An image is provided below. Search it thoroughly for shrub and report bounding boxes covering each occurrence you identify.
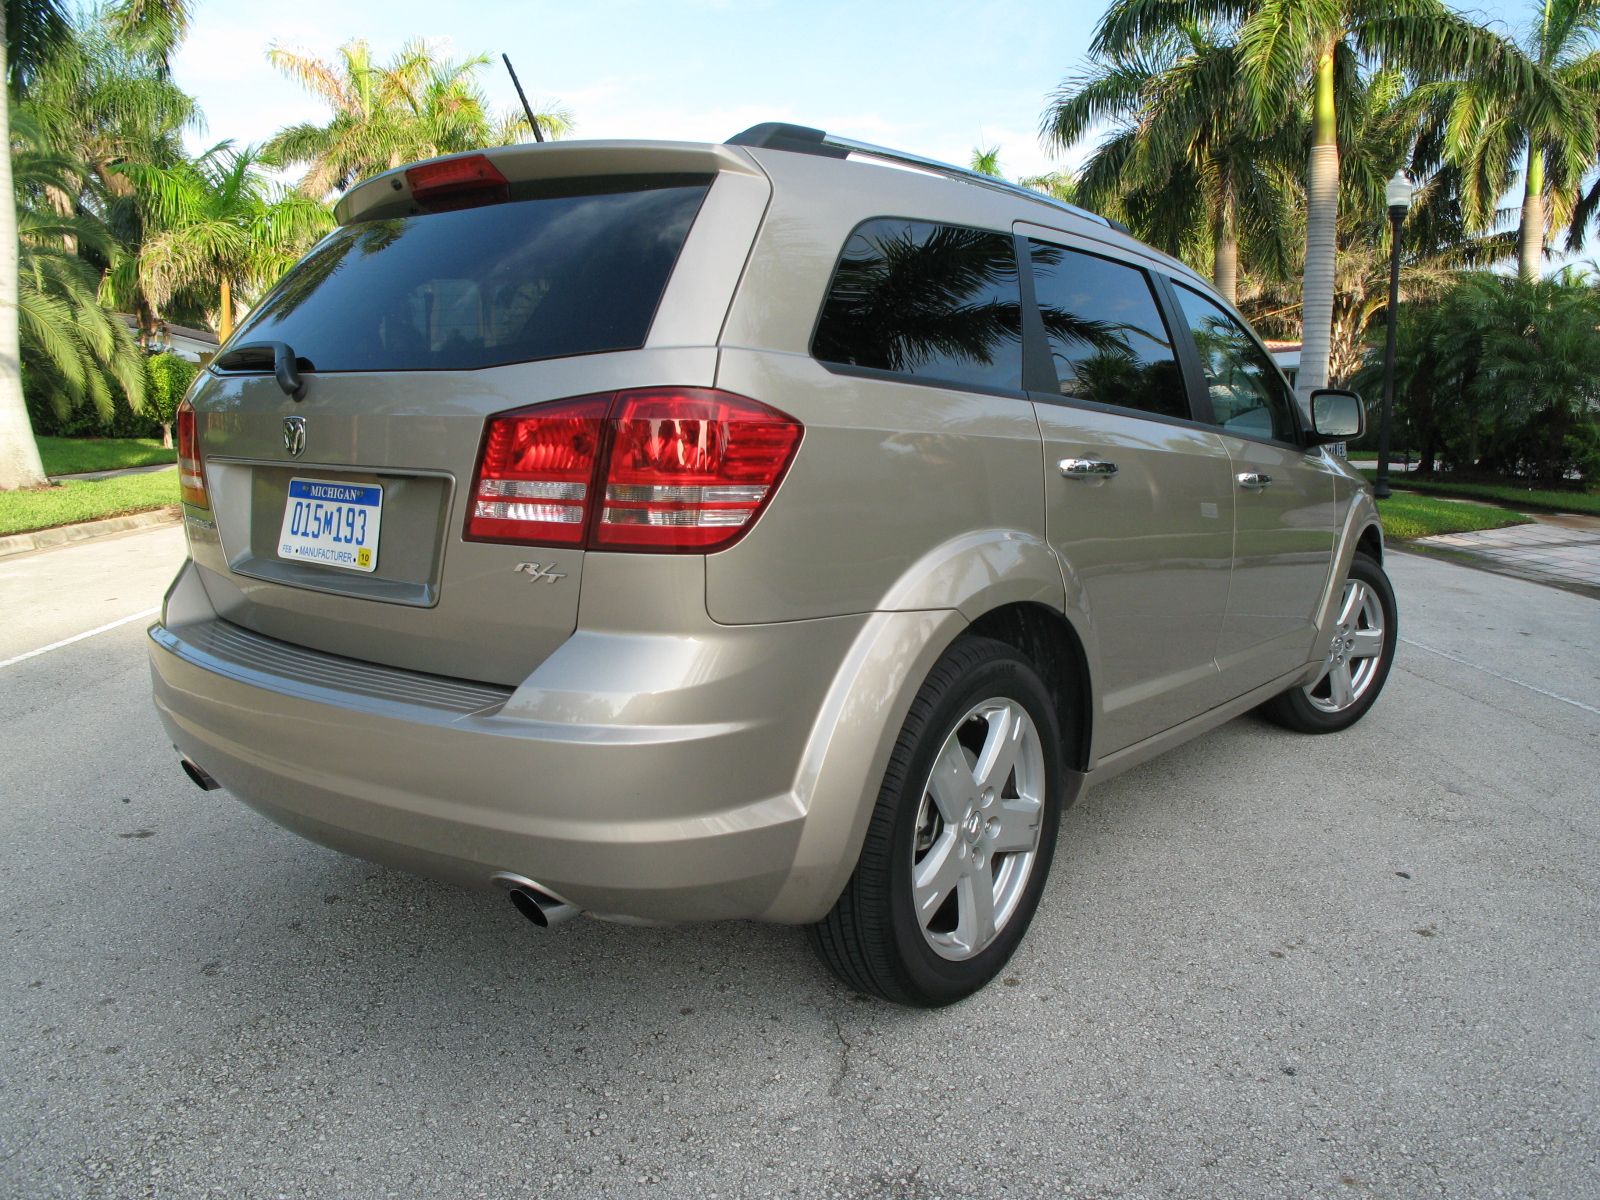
[1354,273,1600,485]
[145,353,199,449]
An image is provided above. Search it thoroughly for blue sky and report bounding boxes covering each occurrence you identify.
[171,0,1537,186]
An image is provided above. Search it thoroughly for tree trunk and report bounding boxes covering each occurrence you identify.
[1213,177,1238,306]
[137,297,157,350]
[218,275,234,342]
[1518,146,1545,281]
[1297,50,1339,399]
[0,12,50,491]
[161,422,173,449]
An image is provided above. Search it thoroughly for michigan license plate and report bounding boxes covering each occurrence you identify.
[278,478,382,573]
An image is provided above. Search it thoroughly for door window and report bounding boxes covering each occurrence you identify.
[1173,284,1299,442]
[1027,241,1188,419]
[813,218,1023,392]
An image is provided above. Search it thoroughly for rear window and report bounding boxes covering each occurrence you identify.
[812,218,1023,393]
[228,175,711,373]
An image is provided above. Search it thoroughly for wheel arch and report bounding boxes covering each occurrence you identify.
[1357,522,1384,563]
[963,601,1093,777]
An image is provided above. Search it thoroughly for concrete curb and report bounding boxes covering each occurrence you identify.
[0,507,181,559]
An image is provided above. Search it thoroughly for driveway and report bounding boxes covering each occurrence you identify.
[2,529,1596,1198]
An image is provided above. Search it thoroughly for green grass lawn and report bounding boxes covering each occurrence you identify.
[1358,469,1600,517]
[36,435,176,476]
[1376,491,1531,540]
[0,468,180,536]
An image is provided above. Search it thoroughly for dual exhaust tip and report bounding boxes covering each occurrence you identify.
[490,871,579,928]
[178,758,578,930]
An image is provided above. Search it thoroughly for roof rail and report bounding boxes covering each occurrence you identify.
[726,122,1121,232]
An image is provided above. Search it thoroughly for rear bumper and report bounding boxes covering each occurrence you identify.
[148,559,946,924]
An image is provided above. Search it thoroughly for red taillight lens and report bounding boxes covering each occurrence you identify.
[462,389,802,553]
[405,154,510,212]
[464,395,609,545]
[176,398,208,508]
[595,389,803,551]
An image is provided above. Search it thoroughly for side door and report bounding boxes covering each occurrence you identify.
[1022,234,1237,755]
[1166,282,1341,693]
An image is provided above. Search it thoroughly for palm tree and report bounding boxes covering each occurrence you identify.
[970,145,1003,177]
[3,0,193,489]
[10,111,146,419]
[20,14,199,344]
[118,143,334,341]
[103,0,192,68]
[3,0,72,489]
[1435,0,1600,278]
[1043,22,1300,305]
[264,38,574,198]
[16,207,147,422]
[1093,0,1531,395]
[1242,68,1514,385]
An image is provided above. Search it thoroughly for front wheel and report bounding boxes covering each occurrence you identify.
[1261,553,1397,734]
[808,637,1067,1006]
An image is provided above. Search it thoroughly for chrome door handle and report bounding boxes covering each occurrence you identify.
[1237,472,1273,490]
[1059,458,1118,479]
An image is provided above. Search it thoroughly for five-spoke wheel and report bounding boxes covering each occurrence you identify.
[1305,576,1387,714]
[809,637,1067,1006]
[911,699,1045,960]
[1262,552,1397,734]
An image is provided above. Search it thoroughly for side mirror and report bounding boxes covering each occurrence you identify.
[1307,388,1364,443]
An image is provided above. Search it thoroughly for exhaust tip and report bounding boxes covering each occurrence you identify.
[179,758,220,791]
[507,887,554,927]
[490,871,579,929]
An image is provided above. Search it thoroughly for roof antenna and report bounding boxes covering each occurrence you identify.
[501,53,544,143]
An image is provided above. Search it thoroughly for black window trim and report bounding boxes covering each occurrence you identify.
[814,359,1031,402]
[808,214,1030,400]
[1160,275,1310,452]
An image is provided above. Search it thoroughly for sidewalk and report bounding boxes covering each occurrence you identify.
[48,462,175,482]
[1411,512,1600,596]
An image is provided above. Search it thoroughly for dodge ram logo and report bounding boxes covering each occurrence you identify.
[283,415,306,458]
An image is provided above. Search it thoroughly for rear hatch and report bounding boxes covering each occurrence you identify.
[181,143,768,686]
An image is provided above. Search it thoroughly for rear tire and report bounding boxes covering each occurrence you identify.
[1260,553,1397,734]
[808,636,1067,1006]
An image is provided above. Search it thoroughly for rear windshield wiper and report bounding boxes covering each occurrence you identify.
[214,340,311,401]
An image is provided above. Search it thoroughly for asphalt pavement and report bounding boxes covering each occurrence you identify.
[2,527,1597,1199]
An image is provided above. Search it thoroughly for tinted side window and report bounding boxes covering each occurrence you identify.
[229,176,710,373]
[1173,284,1299,442]
[813,219,1022,393]
[1028,241,1188,420]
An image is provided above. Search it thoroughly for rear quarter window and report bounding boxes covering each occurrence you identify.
[227,175,712,373]
[812,218,1023,393]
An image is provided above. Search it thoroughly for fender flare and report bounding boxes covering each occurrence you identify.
[759,529,1102,923]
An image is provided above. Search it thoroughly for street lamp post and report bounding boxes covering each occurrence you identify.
[1374,170,1414,500]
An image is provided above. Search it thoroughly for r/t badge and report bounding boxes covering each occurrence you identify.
[513,562,567,584]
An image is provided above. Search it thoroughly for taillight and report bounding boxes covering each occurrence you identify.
[595,390,802,550]
[176,398,208,508]
[463,389,802,554]
[464,395,608,545]
[405,154,510,212]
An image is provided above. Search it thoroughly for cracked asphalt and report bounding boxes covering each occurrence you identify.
[2,528,1597,1198]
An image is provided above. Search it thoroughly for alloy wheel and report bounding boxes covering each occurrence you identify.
[1305,577,1386,714]
[909,698,1045,961]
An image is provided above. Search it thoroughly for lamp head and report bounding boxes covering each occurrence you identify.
[1385,170,1415,214]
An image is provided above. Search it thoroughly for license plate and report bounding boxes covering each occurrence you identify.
[278,478,382,573]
